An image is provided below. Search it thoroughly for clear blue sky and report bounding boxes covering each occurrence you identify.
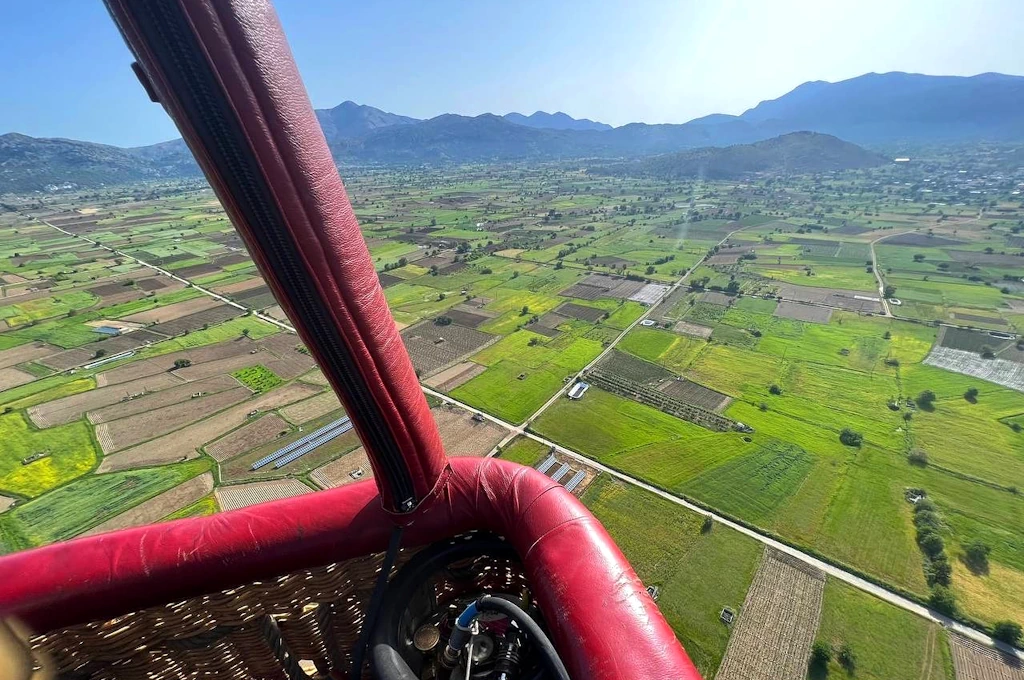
[3,0,1023,147]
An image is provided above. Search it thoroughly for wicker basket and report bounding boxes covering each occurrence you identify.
[30,547,528,680]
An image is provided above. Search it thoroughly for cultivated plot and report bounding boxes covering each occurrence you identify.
[715,548,825,680]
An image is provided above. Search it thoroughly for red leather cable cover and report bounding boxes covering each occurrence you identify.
[106,0,447,509]
[0,458,700,679]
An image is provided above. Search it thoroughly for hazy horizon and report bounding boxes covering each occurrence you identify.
[3,0,1023,147]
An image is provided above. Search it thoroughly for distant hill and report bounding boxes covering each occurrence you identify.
[601,132,888,179]
[314,101,419,142]
[337,113,591,163]
[503,111,611,131]
[0,133,200,193]
[4,72,1024,191]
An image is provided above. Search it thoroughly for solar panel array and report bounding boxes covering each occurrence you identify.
[537,455,557,474]
[273,419,353,469]
[251,416,352,470]
[551,463,571,483]
[564,470,587,492]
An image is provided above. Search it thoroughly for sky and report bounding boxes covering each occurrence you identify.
[2,0,1023,147]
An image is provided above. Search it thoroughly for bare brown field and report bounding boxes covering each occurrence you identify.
[777,284,882,313]
[423,361,487,392]
[279,391,342,424]
[402,321,498,377]
[171,353,268,381]
[212,277,266,294]
[0,367,36,391]
[715,549,825,680]
[702,291,735,306]
[41,330,166,371]
[299,368,330,386]
[264,304,289,321]
[173,263,221,279]
[148,304,242,336]
[136,276,170,291]
[98,383,320,471]
[29,373,182,428]
[205,414,290,462]
[434,406,508,457]
[96,358,177,387]
[309,447,371,489]
[659,379,731,412]
[87,375,239,425]
[263,355,316,380]
[121,296,222,324]
[774,300,833,324]
[558,302,607,323]
[38,348,94,371]
[215,479,312,511]
[1,274,28,285]
[673,320,714,339]
[82,473,214,537]
[950,634,1024,680]
[97,386,252,453]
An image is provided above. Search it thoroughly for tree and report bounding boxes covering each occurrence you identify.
[926,555,952,586]
[173,359,192,369]
[810,640,832,668]
[839,428,863,447]
[725,280,740,293]
[913,253,926,262]
[701,515,713,534]
[241,328,250,338]
[434,316,452,326]
[437,293,446,301]
[964,387,979,403]
[883,330,892,339]
[908,449,929,467]
[883,284,897,299]
[964,541,991,572]
[93,349,107,359]
[520,305,530,316]
[979,344,995,359]
[768,384,782,395]
[918,530,945,559]
[992,621,1022,646]
[929,585,957,616]
[916,390,936,410]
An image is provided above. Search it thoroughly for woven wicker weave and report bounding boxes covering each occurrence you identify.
[31,546,529,680]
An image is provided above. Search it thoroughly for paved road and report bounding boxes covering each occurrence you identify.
[869,230,916,317]
[37,215,1021,658]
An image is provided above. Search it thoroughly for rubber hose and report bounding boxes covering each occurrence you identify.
[475,596,570,680]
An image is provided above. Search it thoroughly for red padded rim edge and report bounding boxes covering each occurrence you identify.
[0,458,701,679]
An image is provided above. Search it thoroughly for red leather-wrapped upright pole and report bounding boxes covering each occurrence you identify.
[106,0,446,513]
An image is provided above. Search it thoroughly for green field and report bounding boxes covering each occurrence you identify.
[0,412,98,498]
[231,365,283,393]
[815,580,952,680]
[498,436,548,466]
[0,458,211,552]
[583,477,763,677]
[452,328,602,423]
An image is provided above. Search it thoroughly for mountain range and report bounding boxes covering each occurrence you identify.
[2,72,1023,192]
